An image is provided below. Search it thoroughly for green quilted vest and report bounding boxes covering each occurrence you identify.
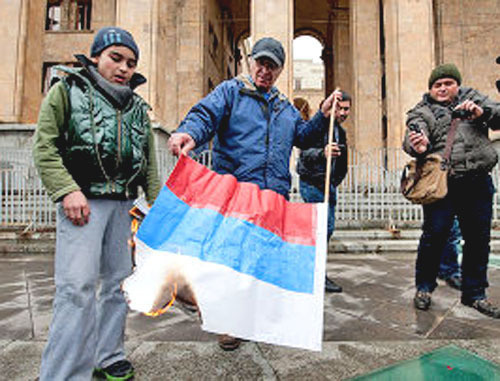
[58,67,151,199]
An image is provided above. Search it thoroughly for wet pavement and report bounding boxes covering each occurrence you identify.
[1,253,500,380]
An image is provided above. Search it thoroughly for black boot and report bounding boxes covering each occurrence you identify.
[325,275,342,293]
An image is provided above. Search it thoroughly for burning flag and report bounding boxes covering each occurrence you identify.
[122,155,328,351]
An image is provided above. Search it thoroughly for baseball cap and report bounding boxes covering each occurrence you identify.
[251,37,285,67]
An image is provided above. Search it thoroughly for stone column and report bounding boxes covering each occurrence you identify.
[322,9,334,96]
[332,7,353,142]
[21,0,45,123]
[173,0,205,127]
[383,0,434,151]
[350,0,383,153]
[250,0,293,97]
[115,0,157,105]
[0,0,28,122]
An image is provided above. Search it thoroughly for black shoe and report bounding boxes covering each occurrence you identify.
[444,275,462,290]
[413,291,431,310]
[325,276,342,293]
[218,334,242,351]
[462,298,500,318]
[94,360,134,380]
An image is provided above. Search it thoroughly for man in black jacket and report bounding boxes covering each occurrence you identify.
[404,63,500,318]
[297,91,350,293]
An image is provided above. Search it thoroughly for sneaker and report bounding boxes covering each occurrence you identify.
[94,360,134,380]
[413,291,432,310]
[325,276,343,293]
[218,334,241,351]
[462,298,500,318]
[444,275,462,290]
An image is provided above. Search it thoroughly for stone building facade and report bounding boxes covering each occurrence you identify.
[1,0,499,153]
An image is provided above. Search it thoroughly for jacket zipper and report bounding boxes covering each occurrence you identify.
[263,102,270,189]
[117,110,122,166]
[113,110,122,193]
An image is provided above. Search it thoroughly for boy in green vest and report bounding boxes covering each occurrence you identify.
[33,27,160,380]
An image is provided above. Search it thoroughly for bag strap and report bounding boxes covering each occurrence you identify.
[443,118,459,162]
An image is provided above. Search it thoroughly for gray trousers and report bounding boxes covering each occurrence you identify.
[40,199,134,381]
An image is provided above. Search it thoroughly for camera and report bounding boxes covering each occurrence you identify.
[451,108,473,119]
[408,123,422,133]
[496,55,500,93]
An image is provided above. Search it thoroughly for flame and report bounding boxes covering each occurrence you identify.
[128,219,139,248]
[131,218,139,233]
[129,218,140,267]
[144,282,178,317]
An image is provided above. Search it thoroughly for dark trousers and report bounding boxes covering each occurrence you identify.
[438,217,462,279]
[299,179,336,240]
[416,174,494,302]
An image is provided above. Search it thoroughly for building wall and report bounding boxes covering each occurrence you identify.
[1,0,499,154]
[436,0,499,100]
[293,59,324,115]
[0,1,27,123]
[204,0,237,92]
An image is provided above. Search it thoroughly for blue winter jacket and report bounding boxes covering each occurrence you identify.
[177,74,329,198]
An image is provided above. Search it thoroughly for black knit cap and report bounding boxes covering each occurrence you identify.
[251,37,285,67]
[428,63,462,89]
[90,27,139,60]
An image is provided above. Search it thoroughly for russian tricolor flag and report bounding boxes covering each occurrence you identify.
[123,155,328,351]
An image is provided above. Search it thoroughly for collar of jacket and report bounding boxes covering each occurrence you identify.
[75,54,147,90]
[236,74,288,103]
[72,54,147,109]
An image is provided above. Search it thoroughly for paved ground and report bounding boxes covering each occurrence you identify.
[1,253,500,380]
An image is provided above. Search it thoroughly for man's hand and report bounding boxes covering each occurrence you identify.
[168,133,196,156]
[408,130,429,154]
[62,191,90,226]
[321,89,343,118]
[324,142,342,158]
[454,100,483,120]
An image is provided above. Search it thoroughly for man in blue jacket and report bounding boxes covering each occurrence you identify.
[168,37,341,350]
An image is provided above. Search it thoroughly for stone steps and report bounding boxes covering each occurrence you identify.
[329,228,500,254]
[2,227,500,255]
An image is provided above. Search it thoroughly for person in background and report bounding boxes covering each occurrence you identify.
[296,91,351,293]
[33,27,160,380]
[168,37,341,350]
[403,63,500,318]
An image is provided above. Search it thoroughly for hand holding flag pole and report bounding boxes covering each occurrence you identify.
[324,88,341,203]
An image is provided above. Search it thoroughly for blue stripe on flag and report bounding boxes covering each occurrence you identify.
[137,186,316,294]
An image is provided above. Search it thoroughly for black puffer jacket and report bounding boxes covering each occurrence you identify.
[296,122,348,190]
[403,87,500,177]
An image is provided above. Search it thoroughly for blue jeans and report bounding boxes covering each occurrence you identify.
[416,174,494,303]
[299,180,337,241]
[40,199,134,381]
[438,217,462,279]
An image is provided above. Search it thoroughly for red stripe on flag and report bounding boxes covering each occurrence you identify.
[165,155,318,246]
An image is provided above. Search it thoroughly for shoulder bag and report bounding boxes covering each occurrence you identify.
[400,118,459,205]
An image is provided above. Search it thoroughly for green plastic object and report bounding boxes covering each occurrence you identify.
[350,345,500,381]
[489,255,500,269]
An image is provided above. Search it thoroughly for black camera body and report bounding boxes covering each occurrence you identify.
[496,55,499,93]
[408,123,422,133]
[451,109,473,119]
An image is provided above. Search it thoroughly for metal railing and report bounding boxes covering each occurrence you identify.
[2,147,500,229]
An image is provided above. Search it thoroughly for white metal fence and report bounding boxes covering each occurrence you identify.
[2,147,500,229]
